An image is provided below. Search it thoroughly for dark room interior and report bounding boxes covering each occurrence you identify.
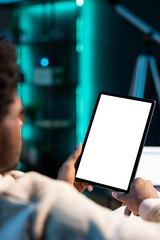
[0,0,160,211]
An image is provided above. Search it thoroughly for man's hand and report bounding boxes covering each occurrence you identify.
[112,177,159,216]
[57,143,93,192]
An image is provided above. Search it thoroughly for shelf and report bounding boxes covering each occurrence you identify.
[25,119,75,129]
[1,0,78,178]
[0,0,75,7]
[21,82,76,88]
[16,39,76,46]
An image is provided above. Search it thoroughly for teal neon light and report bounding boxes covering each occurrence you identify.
[16,45,21,65]
[77,1,95,142]
[76,86,83,143]
[76,18,84,53]
[22,124,41,141]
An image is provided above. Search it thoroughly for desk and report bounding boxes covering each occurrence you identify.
[136,146,160,186]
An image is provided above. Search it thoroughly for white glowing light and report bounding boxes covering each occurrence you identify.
[76,0,84,6]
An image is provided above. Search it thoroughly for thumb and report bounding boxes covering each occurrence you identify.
[112,192,126,202]
[68,143,82,164]
[124,206,132,216]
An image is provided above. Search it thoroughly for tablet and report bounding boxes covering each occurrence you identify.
[75,92,156,193]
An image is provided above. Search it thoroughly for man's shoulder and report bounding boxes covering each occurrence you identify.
[0,170,24,192]
[5,170,25,178]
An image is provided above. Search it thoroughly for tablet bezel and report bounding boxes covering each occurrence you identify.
[75,92,156,193]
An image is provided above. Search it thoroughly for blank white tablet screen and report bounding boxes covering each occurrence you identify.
[76,95,152,191]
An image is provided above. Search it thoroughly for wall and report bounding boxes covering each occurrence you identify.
[79,0,160,145]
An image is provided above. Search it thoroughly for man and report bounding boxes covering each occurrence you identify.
[0,39,160,240]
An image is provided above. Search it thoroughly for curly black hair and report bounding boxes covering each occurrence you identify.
[0,39,19,122]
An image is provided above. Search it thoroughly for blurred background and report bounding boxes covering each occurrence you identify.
[0,0,160,210]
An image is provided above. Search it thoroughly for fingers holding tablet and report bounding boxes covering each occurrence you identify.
[87,185,94,192]
[112,177,159,215]
[58,142,93,193]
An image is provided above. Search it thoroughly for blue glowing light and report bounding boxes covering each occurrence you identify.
[40,58,49,67]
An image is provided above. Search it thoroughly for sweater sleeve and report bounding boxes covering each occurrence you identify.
[2,172,160,240]
[139,198,160,222]
[45,186,160,240]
